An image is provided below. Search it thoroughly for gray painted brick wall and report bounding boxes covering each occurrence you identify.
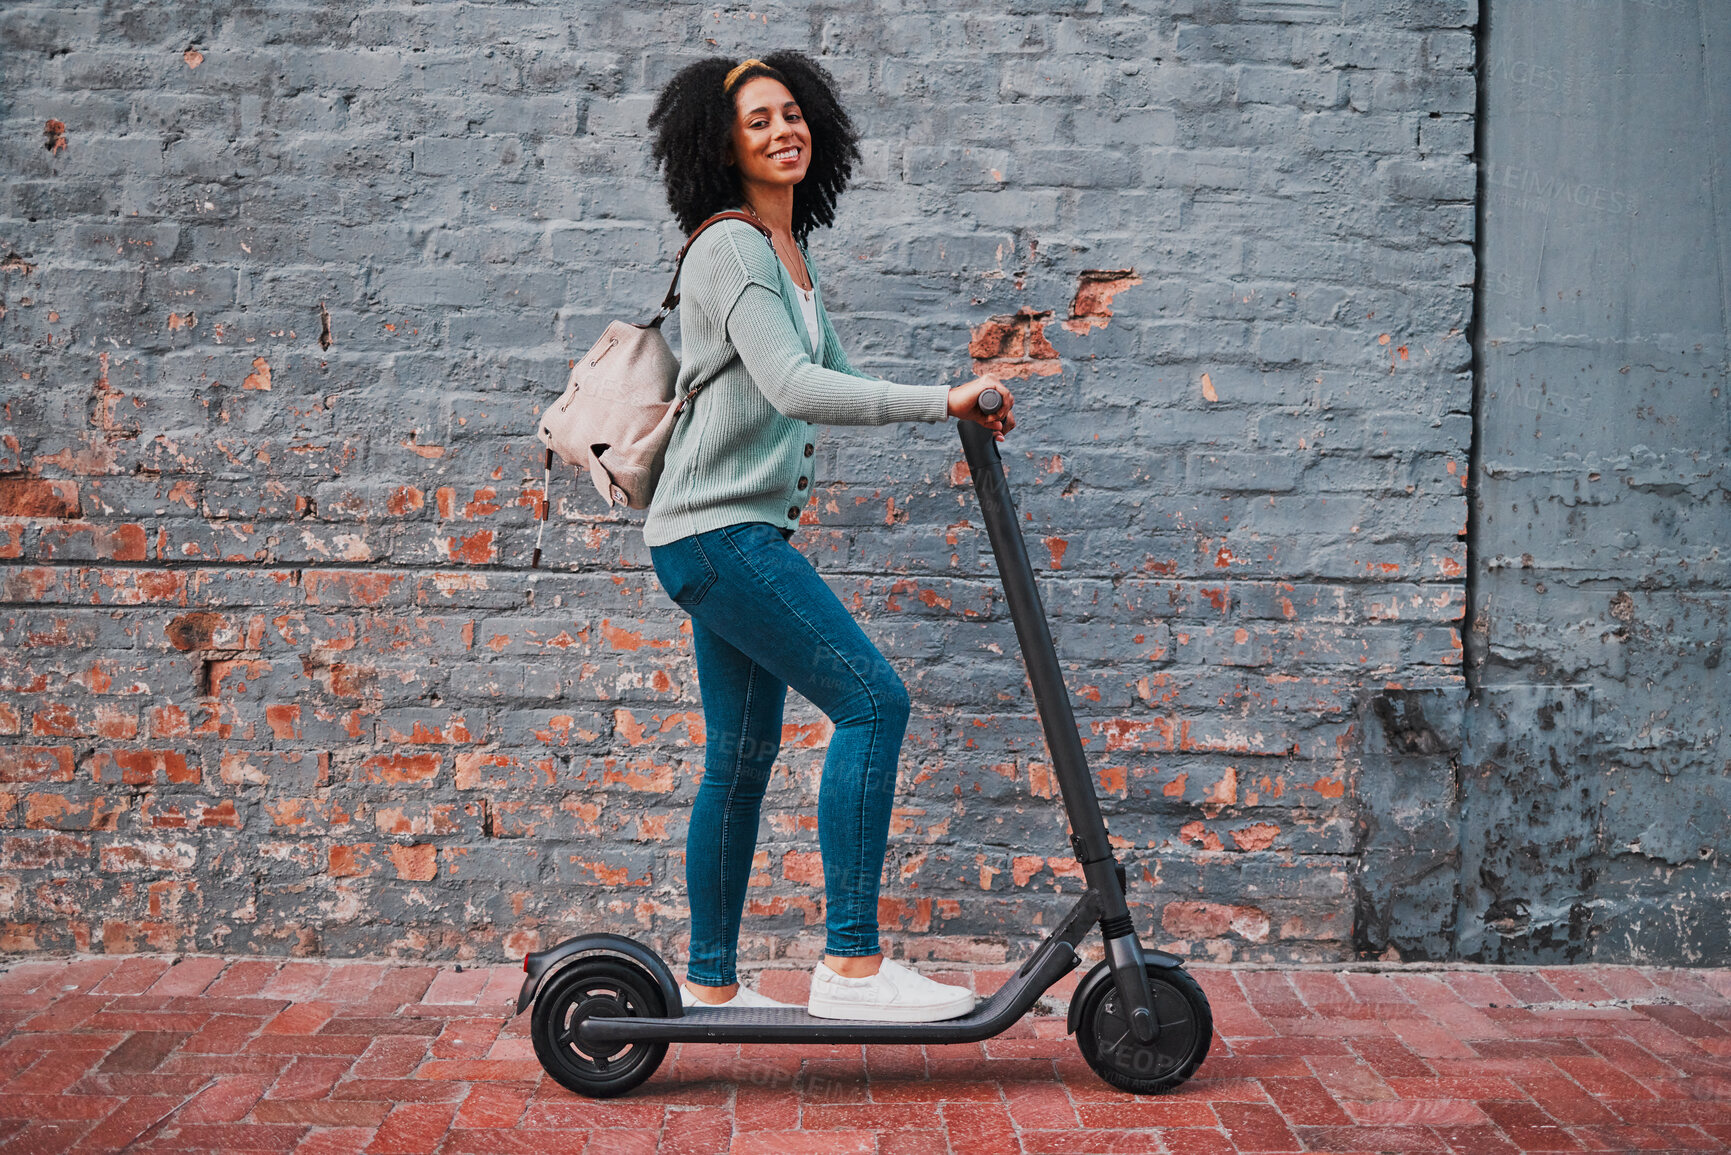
[0,1,1478,965]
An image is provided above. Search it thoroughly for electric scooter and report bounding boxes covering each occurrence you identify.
[515,390,1213,1098]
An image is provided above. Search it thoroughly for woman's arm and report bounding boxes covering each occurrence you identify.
[689,220,948,427]
[725,280,949,427]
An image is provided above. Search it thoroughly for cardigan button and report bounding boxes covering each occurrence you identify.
[803,443,813,457]
[797,477,808,490]
[787,506,800,520]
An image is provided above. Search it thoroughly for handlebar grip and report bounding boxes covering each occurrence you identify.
[978,387,1002,414]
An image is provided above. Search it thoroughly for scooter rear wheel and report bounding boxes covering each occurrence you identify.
[1075,963,1212,1094]
[530,955,669,1098]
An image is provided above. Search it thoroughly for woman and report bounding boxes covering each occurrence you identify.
[641,51,1015,1022]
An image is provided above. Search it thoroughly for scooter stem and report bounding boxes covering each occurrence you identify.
[958,415,1161,1044]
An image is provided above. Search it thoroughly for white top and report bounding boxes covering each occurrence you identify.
[795,283,823,361]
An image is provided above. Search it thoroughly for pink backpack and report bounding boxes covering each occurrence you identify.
[532,210,772,566]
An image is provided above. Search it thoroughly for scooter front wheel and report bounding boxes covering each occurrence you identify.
[1075,962,1212,1094]
[530,955,669,1098]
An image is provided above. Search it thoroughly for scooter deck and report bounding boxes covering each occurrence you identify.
[578,940,1079,1047]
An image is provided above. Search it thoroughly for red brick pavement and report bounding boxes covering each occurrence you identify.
[1,955,1727,1153]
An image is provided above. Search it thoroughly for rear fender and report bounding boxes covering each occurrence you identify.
[514,933,681,1018]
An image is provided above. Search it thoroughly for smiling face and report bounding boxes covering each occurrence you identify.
[726,75,812,191]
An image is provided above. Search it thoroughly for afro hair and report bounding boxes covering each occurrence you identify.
[648,50,862,244]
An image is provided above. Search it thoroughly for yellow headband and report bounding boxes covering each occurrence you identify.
[724,58,767,92]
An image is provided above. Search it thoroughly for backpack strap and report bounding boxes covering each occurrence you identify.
[651,209,774,324]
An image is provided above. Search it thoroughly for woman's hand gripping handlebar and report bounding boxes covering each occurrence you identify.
[948,376,1015,442]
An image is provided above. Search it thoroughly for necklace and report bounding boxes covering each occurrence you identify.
[741,200,812,291]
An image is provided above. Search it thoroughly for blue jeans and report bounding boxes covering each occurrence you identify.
[648,521,910,986]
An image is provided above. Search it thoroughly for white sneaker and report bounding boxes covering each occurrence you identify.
[807,958,977,1023]
[681,981,790,1010]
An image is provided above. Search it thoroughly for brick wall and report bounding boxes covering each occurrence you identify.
[0,1,1477,963]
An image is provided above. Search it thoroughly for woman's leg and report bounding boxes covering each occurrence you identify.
[673,522,911,964]
[651,534,788,992]
[684,614,787,989]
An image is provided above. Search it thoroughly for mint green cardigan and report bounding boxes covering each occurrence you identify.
[640,215,952,548]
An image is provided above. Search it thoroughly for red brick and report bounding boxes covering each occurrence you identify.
[1349,1037,1437,1077]
[799,1104,934,1131]
[413,1058,542,1081]
[1605,1098,1731,1125]
[68,1094,179,1152]
[204,959,282,998]
[1019,1129,1166,1153]
[429,1017,500,1059]
[1535,967,1613,1003]
[1214,1102,1301,1152]
[1003,1081,1079,1129]
[450,1130,615,1155]
[252,1100,394,1126]
[878,1131,949,1155]
[1476,1100,1586,1149]
[451,1081,532,1129]
[1237,971,1306,1018]
[1634,1003,1726,1038]
[1336,971,1404,1005]
[289,1127,384,1155]
[178,1013,267,1054]
[1428,1124,1522,1155]
[97,1030,186,1073]
[1511,1072,1621,1124]
[331,1079,465,1104]
[518,1099,662,1130]
[318,961,389,1004]
[138,1122,308,1151]
[1304,1056,1397,1103]
[67,1071,208,1098]
[1076,1101,1218,1128]
[262,1000,335,1036]
[91,957,173,996]
[319,1016,441,1038]
[1383,1076,1523,1100]
[1646,968,1728,1004]
[156,1054,289,1078]
[940,1102,1020,1155]
[1587,966,1663,1000]
[0,746,74,783]
[359,752,443,786]
[733,1079,801,1131]
[731,1133,876,1155]
[89,748,199,786]
[1295,1123,1450,1151]
[1385,1017,1476,1060]
[0,478,80,518]
[174,1074,271,1123]
[1155,1130,1237,1155]
[266,1055,355,1101]
[1260,1075,1352,1125]
[3,1050,99,1096]
[364,1101,458,1154]
[0,1093,121,1121]
[245,1034,373,1057]
[1496,971,1562,1005]
[350,1035,433,1079]
[420,967,490,1006]
[1,1121,97,1154]
[1342,1098,1489,1126]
